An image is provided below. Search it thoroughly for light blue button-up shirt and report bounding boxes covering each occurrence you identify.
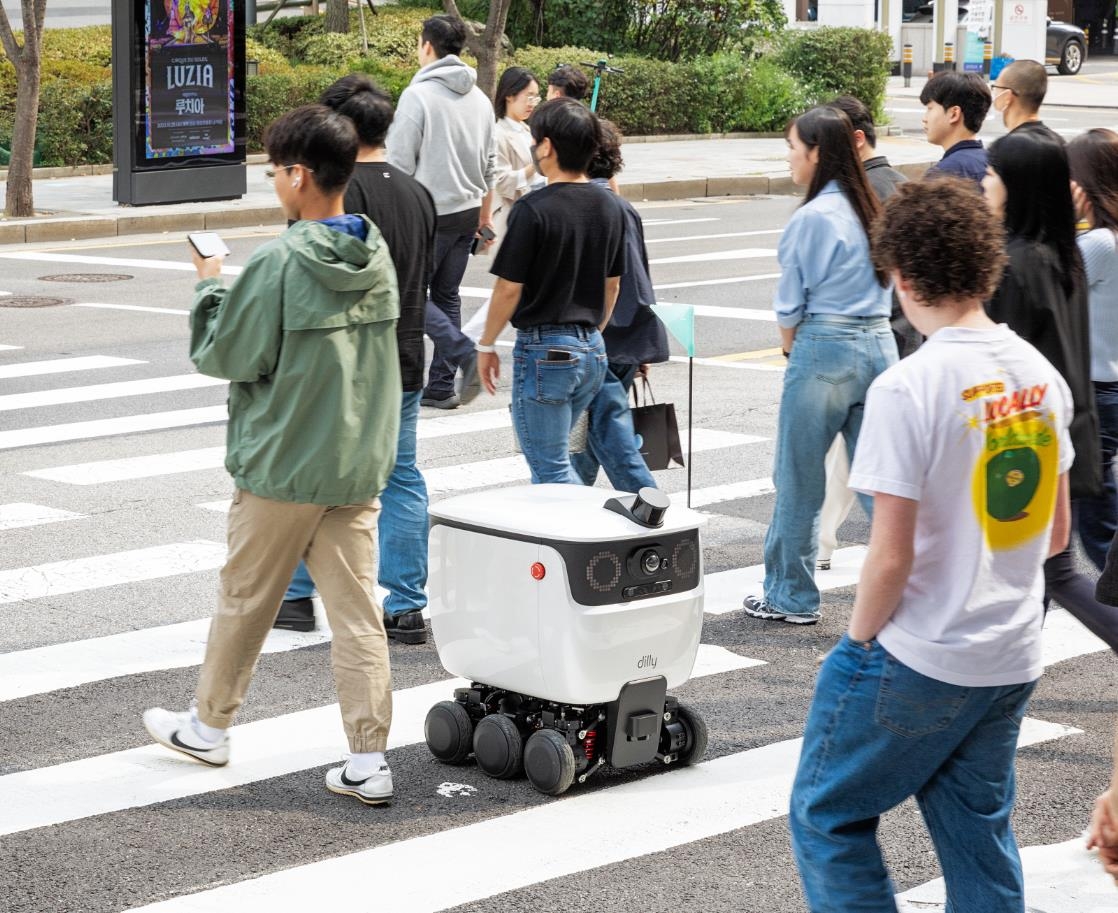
[773,181,892,329]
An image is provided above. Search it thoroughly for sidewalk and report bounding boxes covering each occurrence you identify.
[1,70,1114,245]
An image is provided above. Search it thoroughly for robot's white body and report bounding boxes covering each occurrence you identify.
[424,484,708,796]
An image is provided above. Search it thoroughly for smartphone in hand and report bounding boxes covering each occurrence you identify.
[470,226,496,255]
[187,232,231,260]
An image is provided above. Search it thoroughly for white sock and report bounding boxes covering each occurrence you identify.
[347,751,386,779]
[189,708,226,745]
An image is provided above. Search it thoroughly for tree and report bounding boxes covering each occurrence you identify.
[442,0,514,101]
[0,0,47,218]
[325,0,349,34]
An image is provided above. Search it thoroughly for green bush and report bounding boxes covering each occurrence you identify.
[347,58,417,102]
[41,25,113,66]
[739,57,813,132]
[297,31,365,65]
[246,67,342,150]
[775,26,894,120]
[250,5,428,65]
[245,37,293,75]
[35,78,113,166]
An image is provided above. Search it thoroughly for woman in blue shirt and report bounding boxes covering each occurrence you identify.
[745,105,897,624]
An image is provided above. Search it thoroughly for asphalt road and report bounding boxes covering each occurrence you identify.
[0,197,1115,913]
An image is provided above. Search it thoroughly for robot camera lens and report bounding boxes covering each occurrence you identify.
[641,550,662,575]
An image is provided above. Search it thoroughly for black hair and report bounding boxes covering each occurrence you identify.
[529,97,601,174]
[421,14,467,58]
[494,66,538,120]
[919,71,992,134]
[588,118,624,180]
[264,104,357,195]
[792,105,885,285]
[988,129,1085,296]
[827,95,876,147]
[320,74,394,149]
[548,64,589,101]
[1067,128,1118,235]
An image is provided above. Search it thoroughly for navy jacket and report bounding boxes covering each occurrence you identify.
[928,139,987,187]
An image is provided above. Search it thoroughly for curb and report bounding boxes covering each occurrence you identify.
[0,162,940,245]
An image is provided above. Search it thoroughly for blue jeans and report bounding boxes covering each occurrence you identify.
[571,362,656,492]
[763,315,897,615]
[512,325,608,484]
[1076,380,1118,571]
[790,635,1036,913]
[284,391,428,616]
[424,208,478,400]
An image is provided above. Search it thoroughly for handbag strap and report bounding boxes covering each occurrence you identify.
[630,374,656,407]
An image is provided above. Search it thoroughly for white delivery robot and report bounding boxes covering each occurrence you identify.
[423,484,708,796]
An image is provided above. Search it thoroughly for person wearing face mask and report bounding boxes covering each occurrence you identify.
[990,59,1061,142]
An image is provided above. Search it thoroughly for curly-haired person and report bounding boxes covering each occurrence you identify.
[789,177,1073,913]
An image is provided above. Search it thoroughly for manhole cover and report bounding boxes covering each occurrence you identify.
[0,296,71,308]
[39,273,134,283]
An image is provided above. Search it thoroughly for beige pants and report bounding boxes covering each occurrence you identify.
[195,489,392,752]
[818,435,856,563]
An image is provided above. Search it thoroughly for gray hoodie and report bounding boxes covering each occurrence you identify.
[387,56,498,217]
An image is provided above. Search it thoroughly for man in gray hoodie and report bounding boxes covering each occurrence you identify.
[387,14,498,410]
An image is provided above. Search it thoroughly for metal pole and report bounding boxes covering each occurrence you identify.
[687,356,693,509]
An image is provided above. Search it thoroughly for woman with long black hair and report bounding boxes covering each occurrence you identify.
[745,105,897,625]
[984,128,1118,650]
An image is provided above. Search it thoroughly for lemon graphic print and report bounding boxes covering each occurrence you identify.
[972,411,1059,550]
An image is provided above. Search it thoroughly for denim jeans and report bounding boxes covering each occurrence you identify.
[571,362,656,492]
[790,635,1036,913]
[284,392,428,617]
[763,315,897,615]
[1076,380,1118,570]
[424,208,479,400]
[512,325,608,484]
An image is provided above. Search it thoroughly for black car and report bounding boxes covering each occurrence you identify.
[904,2,1088,74]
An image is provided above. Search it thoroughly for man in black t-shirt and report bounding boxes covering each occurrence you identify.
[274,75,438,646]
[477,98,625,483]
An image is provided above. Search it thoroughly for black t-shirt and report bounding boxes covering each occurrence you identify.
[345,162,437,393]
[490,182,627,329]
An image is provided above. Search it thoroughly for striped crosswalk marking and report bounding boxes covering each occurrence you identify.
[0,502,85,532]
[0,354,144,380]
[0,405,227,450]
[0,373,226,412]
[120,717,1079,913]
[0,343,22,350]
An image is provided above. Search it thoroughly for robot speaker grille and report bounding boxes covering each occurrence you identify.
[586,550,623,592]
[671,539,698,577]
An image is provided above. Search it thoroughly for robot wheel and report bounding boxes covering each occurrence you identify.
[424,700,474,765]
[473,714,524,779]
[658,699,708,766]
[524,728,577,796]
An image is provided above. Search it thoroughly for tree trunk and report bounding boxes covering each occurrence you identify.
[474,36,502,100]
[5,55,40,217]
[325,0,349,33]
[442,0,513,103]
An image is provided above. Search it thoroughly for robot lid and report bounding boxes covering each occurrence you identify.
[428,484,706,543]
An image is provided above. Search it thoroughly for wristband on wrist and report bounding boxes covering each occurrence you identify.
[475,342,497,353]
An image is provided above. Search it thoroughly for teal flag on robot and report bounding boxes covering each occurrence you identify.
[650,302,696,357]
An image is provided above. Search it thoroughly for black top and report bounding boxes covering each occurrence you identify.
[986,237,1102,499]
[345,162,437,392]
[491,182,627,329]
[1010,120,1065,145]
[588,180,669,365]
[864,155,907,202]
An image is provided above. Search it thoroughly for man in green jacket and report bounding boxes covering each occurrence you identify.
[143,105,402,806]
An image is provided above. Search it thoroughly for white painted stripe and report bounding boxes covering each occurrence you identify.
[691,303,777,322]
[0,540,226,604]
[0,291,12,297]
[0,503,85,532]
[0,405,227,450]
[640,217,719,226]
[122,717,1076,913]
[70,302,191,316]
[704,546,867,615]
[0,250,243,276]
[0,343,22,350]
[26,446,227,485]
[414,407,511,439]
[680,477,775,509]
[0,373,225,412]
[898,838,1115,912]
[668,354,784,373]
[654,273,781,290]
[650,247,777,266]
[645,229,782,244]
[0,641,764,831]
[1039,607,1109,667]
[0,355,144,380]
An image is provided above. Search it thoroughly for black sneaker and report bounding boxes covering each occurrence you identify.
[274,597,315,632]
[384,608,427,644]
[456,350,481,406]
[420,393,460,410]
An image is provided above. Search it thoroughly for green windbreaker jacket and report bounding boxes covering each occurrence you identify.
[189,218,401,505]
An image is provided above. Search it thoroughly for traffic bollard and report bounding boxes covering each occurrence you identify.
[903,43,913,87]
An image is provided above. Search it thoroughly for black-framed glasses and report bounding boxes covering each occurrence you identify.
[991,84,1017,94]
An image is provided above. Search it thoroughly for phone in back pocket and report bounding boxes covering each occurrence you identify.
[545,348,575,362]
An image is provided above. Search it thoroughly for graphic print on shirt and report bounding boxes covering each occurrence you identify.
[963,379,1060,550]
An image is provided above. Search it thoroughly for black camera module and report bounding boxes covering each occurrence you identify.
[628,545,666,579]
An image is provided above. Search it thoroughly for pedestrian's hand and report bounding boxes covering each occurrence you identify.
[477,219,497,252]
[1088,790,1118,881]
[637,364,650,379]
[479,351,500,395]
[190,246,224,280]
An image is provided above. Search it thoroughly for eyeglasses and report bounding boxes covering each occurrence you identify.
[264,164,315,180]
[991,84,1017,95]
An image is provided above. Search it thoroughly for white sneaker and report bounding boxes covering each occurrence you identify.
[143,708,230,767]
[325,762,394,805]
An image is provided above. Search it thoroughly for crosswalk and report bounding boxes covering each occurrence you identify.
[2,225,1115,911]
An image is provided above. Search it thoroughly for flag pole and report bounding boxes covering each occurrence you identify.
[687,354,694,508]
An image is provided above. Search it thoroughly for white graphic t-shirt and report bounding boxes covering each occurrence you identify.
[849,324,1074,687]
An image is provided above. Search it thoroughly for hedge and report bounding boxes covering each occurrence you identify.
[2,16,895,166]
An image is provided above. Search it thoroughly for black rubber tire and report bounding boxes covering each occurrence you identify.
[473,714,524,779]
[524,729,576,796]
[424,700,474,765]
[1058,40,1084,75]
[675,702,709,766]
